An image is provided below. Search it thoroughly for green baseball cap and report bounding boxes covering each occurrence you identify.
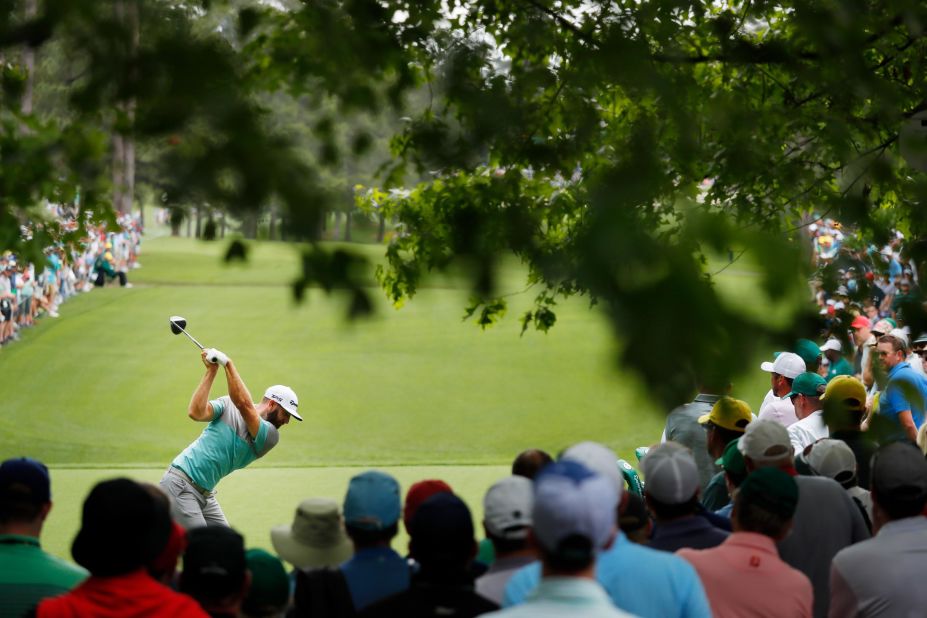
[737,468,799,519]
[794,339,822,367]
[716,438,747,482]
[782,372,827,399]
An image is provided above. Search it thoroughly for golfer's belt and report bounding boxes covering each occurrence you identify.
[168,466,212,497]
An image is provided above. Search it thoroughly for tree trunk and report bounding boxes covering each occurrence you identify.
[194,206,202,238]
[220,211,226,239]
[110,0,138,215]
[344,211,352,242]
[242,211,257,239]
[186,212,192,237]
[377,212,385,243]
[21,0,37,114]
[112,133,125,214]
[269,207,277,241]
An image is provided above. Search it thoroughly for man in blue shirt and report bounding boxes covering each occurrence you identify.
[503,442,711,617]
[339,470,410,611]
[159,348,301,528]
[876,334,927,443]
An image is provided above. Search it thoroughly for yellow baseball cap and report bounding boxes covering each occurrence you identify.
[698,397,752,432]
[821,375,866,413]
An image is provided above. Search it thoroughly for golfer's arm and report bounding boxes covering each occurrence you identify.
[188,366,219,421]
[898,410,918,443]
[224,361,261,438]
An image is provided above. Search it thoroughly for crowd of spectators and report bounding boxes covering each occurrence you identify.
[0,208,141,350]
[5,412,927,618]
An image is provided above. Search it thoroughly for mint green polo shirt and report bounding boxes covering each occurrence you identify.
[0,534,87,618]
[171,396,279,491]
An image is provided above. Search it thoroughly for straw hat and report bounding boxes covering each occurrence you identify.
[271,498,353,569]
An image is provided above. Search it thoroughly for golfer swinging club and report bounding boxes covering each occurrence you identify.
[159,347,301,529]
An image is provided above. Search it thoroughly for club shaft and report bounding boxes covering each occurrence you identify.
[179,328,205,350]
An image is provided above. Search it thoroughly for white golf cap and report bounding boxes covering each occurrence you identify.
[806,439,857,484]
[820,338,842,353]
[641,442,699,505]
[264,385,301,421]
[760,352,806,379]
[738,419,793,464]
[483,475,533,540]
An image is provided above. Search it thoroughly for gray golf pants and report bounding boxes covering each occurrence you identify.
[159,467,229,529]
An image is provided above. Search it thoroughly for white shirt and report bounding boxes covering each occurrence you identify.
[758,389,799,427]
[788,410,829,453]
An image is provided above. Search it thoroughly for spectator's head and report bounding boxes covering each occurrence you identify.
[877,334,907,371]
[760,352,805,397]
[241,549,289,618]
[408,493,476,578]
[819,338,843,362]
[795,339,822,372]
[783,372,826,420]
[180,526,249,615]
[0,457,52,535]
[618,493,651,544]
[141,483,187,584]
[870,443,927,531]
[561,441,624,517]
[71,478,171,577]
[820,375,867,430]
[641,443,700,522]
[739,420,794,472]
[871,319,894,339]
[270,497,353,570]
[343,471,401,549]
[403,479,453,533]
[732,468,799,541]
[531,460,617,576]
[717,437,747,490]
[698,397,752,458]
[483,475,533,555]
[805,438,859,489]
[512,449,553,479]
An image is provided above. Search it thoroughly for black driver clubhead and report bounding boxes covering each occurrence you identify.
[169,316,187,335]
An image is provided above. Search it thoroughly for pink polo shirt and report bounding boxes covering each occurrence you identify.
[678,532,812,618]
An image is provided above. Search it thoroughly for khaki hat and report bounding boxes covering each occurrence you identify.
[271,498,353,569]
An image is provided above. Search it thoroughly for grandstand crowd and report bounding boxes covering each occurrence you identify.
[0,206,142,350]
[2,219,927,618]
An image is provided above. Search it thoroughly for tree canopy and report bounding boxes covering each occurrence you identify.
[4,0,927,406]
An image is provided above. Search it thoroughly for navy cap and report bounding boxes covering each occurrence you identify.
[0,457,51,504]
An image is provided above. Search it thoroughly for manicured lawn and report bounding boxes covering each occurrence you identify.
[3,234,784,560]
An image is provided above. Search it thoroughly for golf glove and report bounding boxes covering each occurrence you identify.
[205,348,229,366]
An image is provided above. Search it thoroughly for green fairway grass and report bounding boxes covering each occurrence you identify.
[2,234,788,560]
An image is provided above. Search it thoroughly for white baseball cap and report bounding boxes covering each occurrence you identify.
[806,439,857,485]
[264,385,301,421]
[760,352,806,379]
[641,442,699,505]
[483,475,533,540]
[820,338,842,353]
[738,419,793,464]
[562,441,624,502]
